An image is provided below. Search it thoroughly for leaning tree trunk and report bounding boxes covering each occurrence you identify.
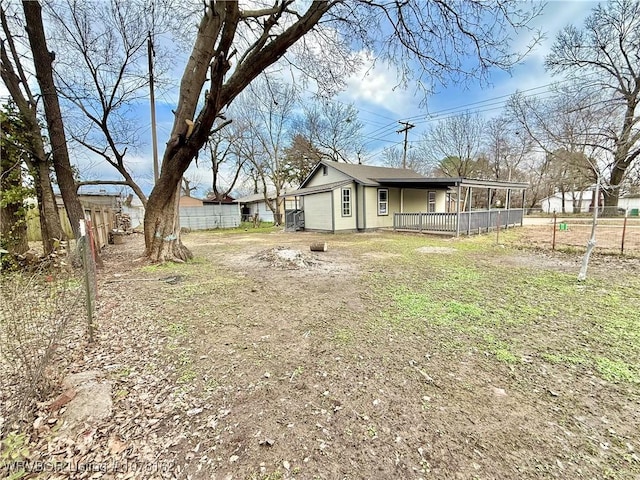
[23,0,84,240]
[143,1,332,261]
[144,148,195,262]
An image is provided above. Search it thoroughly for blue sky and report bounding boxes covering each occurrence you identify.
[334,1,598,163]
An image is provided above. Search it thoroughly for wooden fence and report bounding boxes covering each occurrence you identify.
[27,203,115,249]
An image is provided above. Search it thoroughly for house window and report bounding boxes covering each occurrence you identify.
[428,191,436,212]
[322,165,328,176]
[378,188,388,215]
[341,188,352,217]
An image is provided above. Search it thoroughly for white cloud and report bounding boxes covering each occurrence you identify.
[338,52,421,119]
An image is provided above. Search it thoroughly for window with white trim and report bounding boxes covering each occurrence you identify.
[378,188,389,215]
[341,188,352,217]
[428,191,436,212]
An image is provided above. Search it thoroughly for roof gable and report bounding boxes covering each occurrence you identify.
[300,160,425,188]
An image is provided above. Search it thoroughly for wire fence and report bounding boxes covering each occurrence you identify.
[521,209,640,256]
[0,221,98,433]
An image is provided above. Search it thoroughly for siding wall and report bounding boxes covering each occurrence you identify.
[333,184,357,231]
[435,190,447,212]
[121,205,145,229]
[363,186,399,229]
[402,189,427,212]
[619,197,640,212]
[305,167,349,187]
[246,201,275,222]
[402,189,448,212]
[303,192,333,230]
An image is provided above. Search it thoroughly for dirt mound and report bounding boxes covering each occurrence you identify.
[254,246,320,269]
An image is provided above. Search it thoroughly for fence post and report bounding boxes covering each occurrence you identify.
[552,212,557,251]
[80,220,95,343]
[621,213,628,255]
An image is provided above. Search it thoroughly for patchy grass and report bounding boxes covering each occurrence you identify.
[206,222,280,235]
[366,232,640,386]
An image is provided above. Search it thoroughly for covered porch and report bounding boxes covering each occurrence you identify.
[377,177,528,236]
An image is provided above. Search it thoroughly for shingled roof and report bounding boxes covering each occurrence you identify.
[301,160,425,188]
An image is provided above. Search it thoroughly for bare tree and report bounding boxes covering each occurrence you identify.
[381,145,426,174]
[143,0,542,261]
[507,88,600,210]
[545,0,640,211]
[422,112,486,177]
[180,175,202,198]
[205,119,247,201]
[296,100,364,163]
[483,116,532,181]
[1,4,66,252]
[241,78,298,225]
[45,0,180,207]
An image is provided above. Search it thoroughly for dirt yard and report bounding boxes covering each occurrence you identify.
[6,228,640,479]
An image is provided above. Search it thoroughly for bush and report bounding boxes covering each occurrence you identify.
[0,267,82,433]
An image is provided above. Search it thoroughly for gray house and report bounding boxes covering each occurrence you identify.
[285,161,528,235]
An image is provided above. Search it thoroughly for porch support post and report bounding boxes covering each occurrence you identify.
[455,183,461,237]
[487,188,492,233]
[467,186,472,235]
[400,188,404,213]
[355,184,360,231]
[521,189,526,226]
[506,188,511,228]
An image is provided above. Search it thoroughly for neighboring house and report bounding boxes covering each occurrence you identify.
[618,194,640,215]
[540,191,594,213]
[179,195,204,207]
[180,196,240,230]
[286,160,528,235]
[174,195,241,229]
[236,192,283,223]
[540,191,640,214]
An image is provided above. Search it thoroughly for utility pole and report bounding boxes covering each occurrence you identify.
[397,121,415,169]
[148,31,159,183]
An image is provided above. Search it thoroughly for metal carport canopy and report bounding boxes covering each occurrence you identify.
[373,177,529,190]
